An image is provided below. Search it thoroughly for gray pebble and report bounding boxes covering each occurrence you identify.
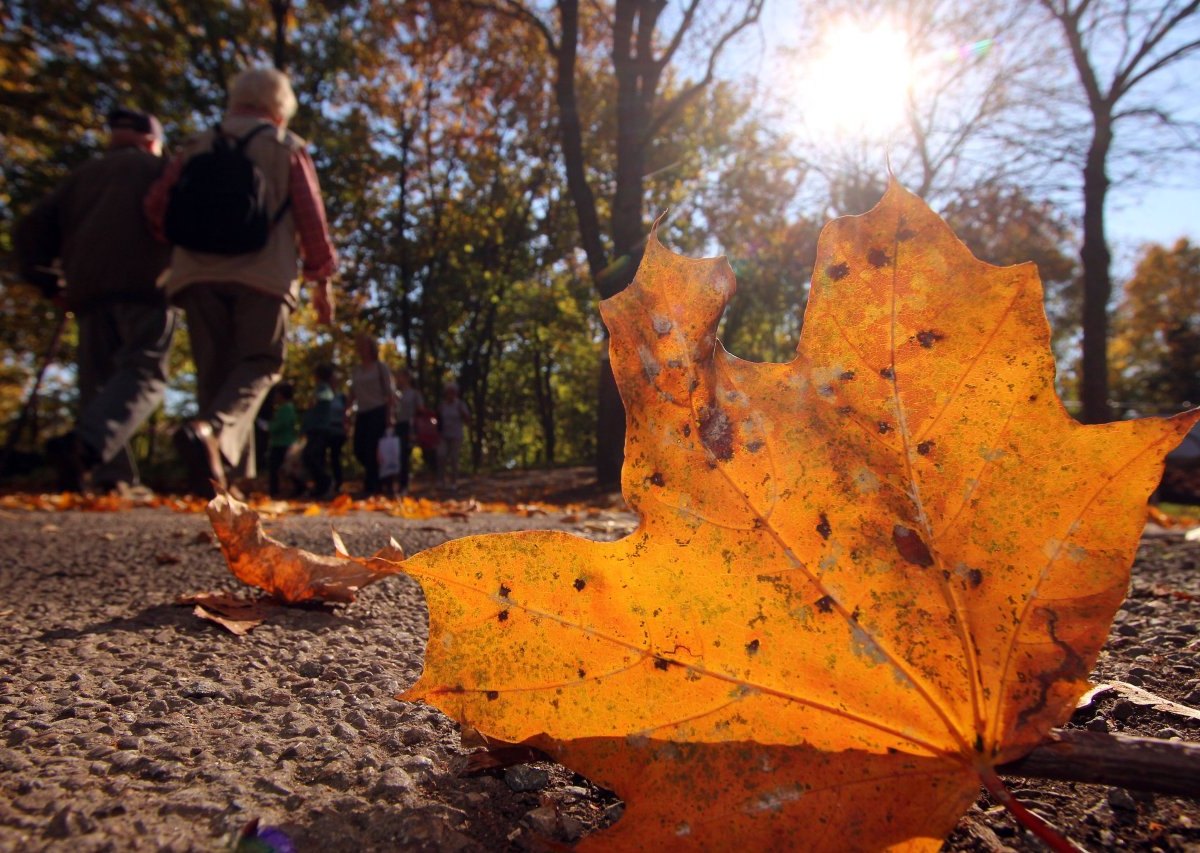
[372,767,415,799]
[1107,788,1137,812]
[505,764,551,792]
[524,805,558,836]
[45,806,97,838]
[6,726,35,746]
[560,815,585,841]
[1110,700,1138,721]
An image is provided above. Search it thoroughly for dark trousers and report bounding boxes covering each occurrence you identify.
[176,282,287,478]
[353,406,387,494]
[327,434,345,490]
[302,431,330,496]
[267,444,290,497]
[76,301,176,479]
[396,422,413,490]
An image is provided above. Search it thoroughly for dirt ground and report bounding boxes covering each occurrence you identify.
[0,468,1197,851]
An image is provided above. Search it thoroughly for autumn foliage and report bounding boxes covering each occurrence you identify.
[214,184,1197,848]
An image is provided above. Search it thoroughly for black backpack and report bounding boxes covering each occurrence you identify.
[164,123,291,255]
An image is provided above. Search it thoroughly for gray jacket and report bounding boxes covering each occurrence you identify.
[15,145,171,312]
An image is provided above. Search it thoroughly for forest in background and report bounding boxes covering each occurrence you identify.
[1,0,1198,485]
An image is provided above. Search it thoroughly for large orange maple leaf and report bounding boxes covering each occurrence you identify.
[394,184,1196,849]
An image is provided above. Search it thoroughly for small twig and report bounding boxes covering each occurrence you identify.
[1000,727,1200,797]
[980,766,1082,852]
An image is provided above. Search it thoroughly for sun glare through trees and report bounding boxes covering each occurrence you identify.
[797,20,914,140]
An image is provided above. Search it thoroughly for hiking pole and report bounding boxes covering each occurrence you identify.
[0,306,69,478]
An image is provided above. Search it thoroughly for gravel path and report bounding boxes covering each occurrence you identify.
[0,505,1197,851]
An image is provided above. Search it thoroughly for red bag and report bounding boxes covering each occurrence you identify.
[413,406,440,451]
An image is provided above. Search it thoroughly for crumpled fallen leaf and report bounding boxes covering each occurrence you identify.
[176,592,280,636]
[206,489,405,603]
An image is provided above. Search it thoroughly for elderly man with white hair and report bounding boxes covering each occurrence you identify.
[146,67,337,496]
[16,107,175,492]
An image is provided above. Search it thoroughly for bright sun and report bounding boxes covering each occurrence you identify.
[799,22,914,140]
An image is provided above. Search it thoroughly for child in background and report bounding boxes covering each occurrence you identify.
[436,381,470,489]
[266,382,300,498]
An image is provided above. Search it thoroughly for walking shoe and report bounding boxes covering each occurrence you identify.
[173,420,226,497]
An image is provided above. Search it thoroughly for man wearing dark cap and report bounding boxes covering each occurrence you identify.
[15,107,175,492]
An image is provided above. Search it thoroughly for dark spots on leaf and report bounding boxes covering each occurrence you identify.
[851,607,861,623]
[816,513,832,540]
[917,440,935,456]
[826,262,850,281]
[868,247,890,268]
[486,690,499,701]
[887,746,900,755]
[499,584,511,598]
[498,609,510,622]
[878,421,892,435]
[682,423,692,438]
[578,668,586,679]
[815,595,835,614]
[916,330,945,349]
[893,525,934,567]
[880,367,894,380]
[573,578,586,591]
[968,568,984,588]
[975,734,984,753]
[1028,394,1038,403]
[699,405,735,462]
[746,639,760,655]
[897,227,915,241]
[840,370,856,381]
[746,439,764,453]
[837,405,853,416]
[649,472,665,487]
[942,570,951,580]
[654,658,671,671]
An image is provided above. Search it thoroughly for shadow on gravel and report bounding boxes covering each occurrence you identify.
[37,604,192,640]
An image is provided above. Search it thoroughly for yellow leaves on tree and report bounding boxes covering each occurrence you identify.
[394,184,1198,848]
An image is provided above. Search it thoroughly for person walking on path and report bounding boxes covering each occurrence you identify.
[301,363,336,499]
[145,67,337,497]
[346,333,394,497]
[266,382,301,498]
[436,381,470,490]
[15,107,175,492]
[393,367,423,495]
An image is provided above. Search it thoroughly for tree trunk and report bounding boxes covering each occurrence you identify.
[269,0,290,71]
[1078,121,1113,424]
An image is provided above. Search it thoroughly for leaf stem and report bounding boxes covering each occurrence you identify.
[979,766,1081,852]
